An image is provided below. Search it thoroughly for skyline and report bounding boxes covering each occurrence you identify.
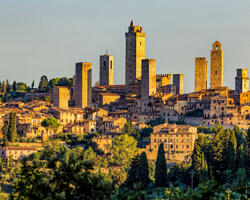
[1,0,250,92]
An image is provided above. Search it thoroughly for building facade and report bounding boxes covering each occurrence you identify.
[100,54,114,86]
[75,62,92,108]
[210,41,224,89]
[147,123,197,162]
[125,20,146,85]
[195,57,207,92]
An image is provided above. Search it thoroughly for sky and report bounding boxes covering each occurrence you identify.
[0,0,250,93]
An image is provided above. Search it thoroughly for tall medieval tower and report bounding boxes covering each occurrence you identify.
[125,20,146,85]
[100,54,114,86]
[75,62,92,108]
[210,41,223,89]
[195,57,207,92]
[141,59,156,112]
[235,68,249,94]
[173,74,184,95]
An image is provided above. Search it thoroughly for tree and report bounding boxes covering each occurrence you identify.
[44,95,51,103]
[124,152,150,189]
[10,147,113,200]
[6,79,11,92]
[31,80,35,89]
[137,152,150,188]
[109,134,138,168]
[48,78,60,89]
[225,130,237,171]
[7,112,18,143]
[2,81,6,94]
[38,75,48,92]
[57,77,70,86]
[124,155,140,188]
[12,81,17,91]
[17,82,27,91]
[41,117,60,133]
[155,143,167,187]
[122,121,140,140]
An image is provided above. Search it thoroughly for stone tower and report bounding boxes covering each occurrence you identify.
[75,62,92,108]
[53,86,70,109]
[235,68,249,94]
[195,57,207,92]
[173,74,183,95]
[100,54,114,86]
[125,20,146,85]
[210,41,223,89]
[141,59,156,112]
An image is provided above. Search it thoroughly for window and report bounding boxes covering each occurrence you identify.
[110,60,112,69]
[103,60,107,70]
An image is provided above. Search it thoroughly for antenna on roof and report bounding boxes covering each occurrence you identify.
[105,49,109,55]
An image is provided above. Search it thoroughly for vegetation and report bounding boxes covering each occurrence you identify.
[155,143,167,187]
[0,125,248,199]
[41,117,60,133]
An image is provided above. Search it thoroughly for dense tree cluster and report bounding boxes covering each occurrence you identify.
[4,126,250,199]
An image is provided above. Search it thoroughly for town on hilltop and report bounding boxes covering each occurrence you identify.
[0,20,249,199]
[0,20,249,161]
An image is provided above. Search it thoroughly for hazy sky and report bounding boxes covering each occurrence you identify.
[1,0,250,92]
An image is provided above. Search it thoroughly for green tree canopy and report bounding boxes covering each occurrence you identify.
[11,146,113,200]
[17,82,27,92]
[109,134,138,168]
[38,75,48,92]
[41,117,60,133]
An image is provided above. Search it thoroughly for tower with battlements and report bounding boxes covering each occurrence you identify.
[100,54,114,86]
[195,57,207,92]
[210,41,223,89]
[125,20,146,85]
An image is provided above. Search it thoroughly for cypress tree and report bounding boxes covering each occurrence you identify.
[12,81,17,91]
[226,130,237,171]
[237,144,246,169]
[137,152,150,188]
[155,143,167,187]
[7,112,18,143]
[124,155,140,188]
[31,80,35,89]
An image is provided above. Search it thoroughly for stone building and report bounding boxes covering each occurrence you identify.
[173,74,183,95]
[125,20,146,85]
[147,123,197,162]
[141,59,156,112]
[53,86,70,108]
[195,57,207,92]
[0,146,38,160]
[156,74,171,88]
[100,54,114,86]
[75,62,92,108]
[210,41,224,89]
[235,68,249,94]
